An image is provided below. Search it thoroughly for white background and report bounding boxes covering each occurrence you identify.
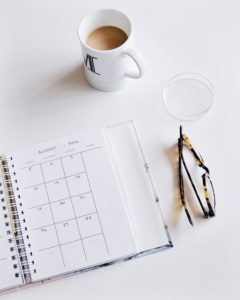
[0,0,239,299]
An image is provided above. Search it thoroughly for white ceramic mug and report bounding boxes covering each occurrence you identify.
[78,9,146,91]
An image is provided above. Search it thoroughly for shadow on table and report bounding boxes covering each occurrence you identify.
[164,144,203,230]
[36,63,93,97]
[48,63,90,91]
[35,63,92,96]
[22,63,101,114]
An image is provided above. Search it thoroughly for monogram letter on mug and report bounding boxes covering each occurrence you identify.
[78,9,146,91]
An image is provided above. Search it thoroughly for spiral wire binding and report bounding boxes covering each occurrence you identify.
[0,157,36,282]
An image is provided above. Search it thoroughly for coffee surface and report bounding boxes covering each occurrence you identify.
[86,26,128,50]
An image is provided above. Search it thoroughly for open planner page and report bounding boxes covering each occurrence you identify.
[0,171,23,290]
[7,129,137,281]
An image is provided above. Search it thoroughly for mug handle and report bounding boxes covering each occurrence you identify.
[124,48,146,79]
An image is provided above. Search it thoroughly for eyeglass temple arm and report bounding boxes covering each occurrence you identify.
[181,154,209,218]
[202,174,216,217]
[178,138,194,226]
[182,134,210,173]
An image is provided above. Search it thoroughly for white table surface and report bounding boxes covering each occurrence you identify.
[1,0,239,299]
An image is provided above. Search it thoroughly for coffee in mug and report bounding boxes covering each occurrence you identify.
[86,26,128,51]
[78,9,146,91]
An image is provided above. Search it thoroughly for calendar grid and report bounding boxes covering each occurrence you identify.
[23,148,109,267]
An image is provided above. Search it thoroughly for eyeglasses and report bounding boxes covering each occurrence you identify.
[178,126,216,226]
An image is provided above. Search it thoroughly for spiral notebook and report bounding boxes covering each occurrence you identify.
[0,121,172,294]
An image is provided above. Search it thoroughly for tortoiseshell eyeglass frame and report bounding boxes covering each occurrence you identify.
[178,126,216,226]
